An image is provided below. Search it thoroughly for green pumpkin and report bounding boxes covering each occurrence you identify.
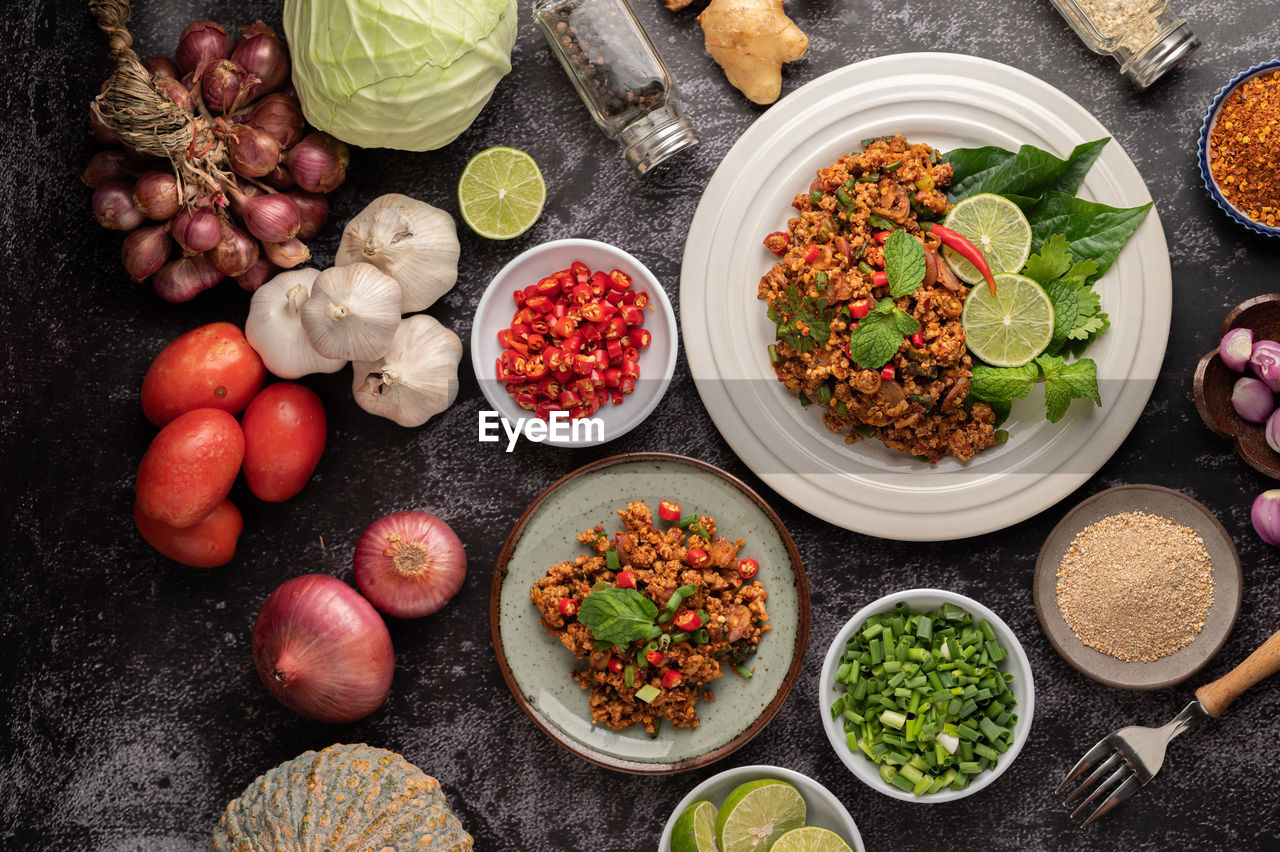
[210,743,474,851]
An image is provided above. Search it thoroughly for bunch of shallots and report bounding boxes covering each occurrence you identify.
[85,7,348,302]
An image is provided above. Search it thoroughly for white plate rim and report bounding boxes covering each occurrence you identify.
[679,52,1171,540]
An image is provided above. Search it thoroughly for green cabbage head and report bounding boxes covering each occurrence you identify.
[283,0,517,151]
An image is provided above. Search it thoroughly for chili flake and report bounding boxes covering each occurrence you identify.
[1209,70,1280,227]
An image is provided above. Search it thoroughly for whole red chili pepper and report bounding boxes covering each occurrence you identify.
[928,224,997,295]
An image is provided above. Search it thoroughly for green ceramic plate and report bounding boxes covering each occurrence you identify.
[491,453,810,773]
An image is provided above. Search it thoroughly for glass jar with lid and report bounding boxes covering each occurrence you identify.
[533,0,697,174]
[1046,0,1198,88]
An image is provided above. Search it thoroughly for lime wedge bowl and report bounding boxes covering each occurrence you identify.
[659,766,864,852]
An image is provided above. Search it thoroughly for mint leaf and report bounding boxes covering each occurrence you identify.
[884,230,927,297]
[577,587,662,645]
[848,312,901,370]
[1041,277,1079,349]
[1023,234,1073,285]
[969,363,1039,403]
[1037,356,1101,423]
[893,310,921,336]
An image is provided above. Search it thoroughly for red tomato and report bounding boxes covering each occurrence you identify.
[137,408,244,527]
[134,498,243,567]
[240,383,326,502]
[141,322,266,427]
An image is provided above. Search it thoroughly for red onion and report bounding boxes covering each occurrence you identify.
[92,181,144,230]
[284,133,348,194]
[1252,490,1280,546]
[122,225,172,281]
[1220,328,1253,372]
[235,257,278,292]
[176,20,230,75]
[241,93,304,150]
[287,191,329,239]
[144,55,180,79]
[252,574,394,723]
[132,171,180,220]
[227,124,280,178]
[262,237,310,269]
[157,77,194,111]
[353,511,467,619]
[1268,409,1280,454]
[1231,376,1274,423]
[237,191,300,243]
[262,164,296,191]
[153,254,222,303]
[172,206,221,253]
[1249,339,1280,391]
[211,220,259,277]
[83,150,132,188]
[231,20,289,94]
[201,59,259,114]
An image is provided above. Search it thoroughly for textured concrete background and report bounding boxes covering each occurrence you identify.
[3,0,1279,850]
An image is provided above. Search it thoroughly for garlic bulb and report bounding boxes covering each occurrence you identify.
[351,315,462,428]
[335,194,460,313]
[301,262,402,361]
[245,268,348,379]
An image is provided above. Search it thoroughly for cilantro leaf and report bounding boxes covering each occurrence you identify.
[1037,355,1101,422]
[1068,314,1108,341]
[969,363,1039,403]
[1059,258,1098,289]
[769,284,840,354]
[1023,234,1073,285]
[884,230,927,297]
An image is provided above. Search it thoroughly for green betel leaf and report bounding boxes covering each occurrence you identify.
[945,139,1109,201]
[1038,356,1101,422]
[577,587,661,645]
[969,363,1039,403]
[848,312,901,370]
[1027,192,1153,281]
[884,230,927,297]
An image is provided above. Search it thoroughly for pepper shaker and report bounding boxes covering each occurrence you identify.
[1046,0,1198,88]
[533,0,697,174]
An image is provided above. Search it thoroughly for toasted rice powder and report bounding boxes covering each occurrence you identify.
[1055,511,1214,663]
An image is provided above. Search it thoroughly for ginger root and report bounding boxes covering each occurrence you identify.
[697,0,808,105]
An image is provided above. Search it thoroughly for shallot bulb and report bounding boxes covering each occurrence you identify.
[1267,409,1280,454]
[354,511,467,618]
[132,171,180,220]
[241,93,303,149]
[227,123,280,178]
[92,181,144,230]
[83,150,132,188]
[201,59,259,114]
[284,133,348,194]
[262,237,310,269]
[1250,339,1280,391]
[1231,376,1274,424]
[263,164,296,191]
[176,20,230,75]
[144,55,180,79]
[156,77,194,112]
[237,191,300,243]
[89,106,120,148]
[172,206,221,253]
[287,191,329,239]
[1220,328,1253,372]
[252,574,394,723]
[153,254,222,303]
[210,220,259,277]
[122,224,172,281]
[1252,490,1280,547]
[236,257,277,293]
[231,21,289,94]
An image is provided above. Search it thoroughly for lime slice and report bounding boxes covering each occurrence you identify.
[942,193,1032,284]
[457,146,546,240]
[771,827,855,852]
[961,272,1055,367]
[671,801,719,852]
[716,780,807,852]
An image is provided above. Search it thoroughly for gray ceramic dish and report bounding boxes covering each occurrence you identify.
[1033,484,1242,690]
[491,453,809,773]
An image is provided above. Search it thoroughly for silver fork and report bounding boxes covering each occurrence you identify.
[1057,627,1280,825]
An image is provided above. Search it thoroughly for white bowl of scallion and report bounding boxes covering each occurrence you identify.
[819,589,1035,802]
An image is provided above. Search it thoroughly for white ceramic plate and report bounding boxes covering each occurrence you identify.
[680,53,1171,540]
[658,764,865,852]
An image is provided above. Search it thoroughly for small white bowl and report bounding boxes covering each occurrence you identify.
[470,238,678,447]
[818,589,1035,803]
[658,764,865,852]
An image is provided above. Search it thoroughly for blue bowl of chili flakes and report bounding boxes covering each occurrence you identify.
[1198,59,1280,239]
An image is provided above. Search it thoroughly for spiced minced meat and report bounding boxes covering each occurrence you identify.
[530,501,769,734]
[759,135,997,462]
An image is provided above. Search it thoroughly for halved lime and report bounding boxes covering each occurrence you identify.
[457,146,546,240]
[716,780,807,852]
[771,827,855,852]
[671,800,719,852]
[962,272,1054,367]
[942,193,1032,284]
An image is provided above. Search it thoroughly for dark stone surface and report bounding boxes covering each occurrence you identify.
[3,1,1279,850]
